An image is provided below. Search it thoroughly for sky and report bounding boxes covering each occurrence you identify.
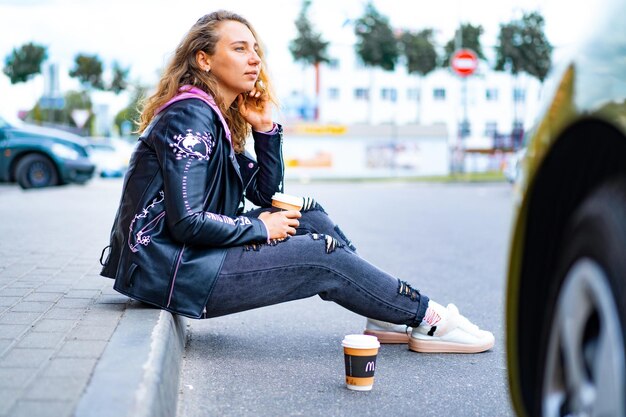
[0,0,594,120]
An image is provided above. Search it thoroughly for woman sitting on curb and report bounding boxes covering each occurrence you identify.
[100,10,494,354]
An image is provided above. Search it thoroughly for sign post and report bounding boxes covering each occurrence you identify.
[450,49,478,173]
[451,49,479,77]
[71,109,91,129]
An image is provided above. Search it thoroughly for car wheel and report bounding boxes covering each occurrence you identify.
[542,179,626,417]
[15,154,59,189]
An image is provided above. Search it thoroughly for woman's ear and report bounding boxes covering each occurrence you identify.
[195,50,211,72]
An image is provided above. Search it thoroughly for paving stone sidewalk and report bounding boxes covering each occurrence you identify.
[0,180,166,417]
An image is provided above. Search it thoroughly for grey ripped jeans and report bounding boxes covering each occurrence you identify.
[204,199,429,327]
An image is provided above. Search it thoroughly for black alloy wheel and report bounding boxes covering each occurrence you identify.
[15,154,59,189]
[541,178,626,417]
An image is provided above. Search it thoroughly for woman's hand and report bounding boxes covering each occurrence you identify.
[258,210,301,240]
[237,86,273,132]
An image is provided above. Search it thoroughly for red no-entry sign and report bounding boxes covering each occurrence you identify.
[451,49,478,77]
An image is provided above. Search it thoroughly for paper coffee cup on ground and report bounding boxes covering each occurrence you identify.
[342,334,380,391]
[271,192,303,211]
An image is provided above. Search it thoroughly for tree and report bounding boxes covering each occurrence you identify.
[495,11,552,147]
[400,29,437,76]
[400,29,438,123]
[69,53,104,90]
[289,0,330,121]
[354,2,399,71]
[354,2,399,122]
[109,61,129,94]
[442,23,485,67]
[495,11,552,82]
[3,42,48,84]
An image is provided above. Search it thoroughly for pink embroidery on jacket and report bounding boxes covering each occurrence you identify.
[169,130,214,161]
[128,191,166,252]
[167,129,216,214]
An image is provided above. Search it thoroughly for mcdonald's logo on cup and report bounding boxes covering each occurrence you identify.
[342,334,380,391]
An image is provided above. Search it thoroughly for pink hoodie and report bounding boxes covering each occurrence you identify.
[154,85,232,145]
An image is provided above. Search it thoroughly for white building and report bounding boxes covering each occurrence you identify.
[278,41,544,154]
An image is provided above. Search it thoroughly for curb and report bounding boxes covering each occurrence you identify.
[74,301,188,417]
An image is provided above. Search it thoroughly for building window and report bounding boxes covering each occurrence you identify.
[380,88,397,102]
[327,59,340,69]
[513,88,526,102]
[484,121,498,136]
[433,88,446,101]
[485,88,498,101]
[458,120,471,137]
[407,88,420,101]
[354,88,369,100]
[327,88,340,100]
[512,120,524,148]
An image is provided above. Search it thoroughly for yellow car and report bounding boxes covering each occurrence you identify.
[506,0,626,416]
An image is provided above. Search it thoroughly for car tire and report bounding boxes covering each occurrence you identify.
[15,154,59,189]
[541,178,626,417]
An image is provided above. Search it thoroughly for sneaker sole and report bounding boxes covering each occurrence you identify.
[363,329,410,344]
[408,337,494,353]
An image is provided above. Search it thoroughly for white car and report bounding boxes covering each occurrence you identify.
[87,138,135,178]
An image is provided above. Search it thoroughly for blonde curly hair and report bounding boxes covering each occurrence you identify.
[138,10,276,153]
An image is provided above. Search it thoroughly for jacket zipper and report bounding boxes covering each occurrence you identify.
[278,133,285,193]
[166,244,186,308]
[244,167,260,190]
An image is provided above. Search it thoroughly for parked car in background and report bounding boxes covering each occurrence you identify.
[86,137,135,178]
[506,0,626,416]
[0,115,95,189]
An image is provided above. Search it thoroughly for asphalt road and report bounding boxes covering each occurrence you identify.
[177,181,516,417]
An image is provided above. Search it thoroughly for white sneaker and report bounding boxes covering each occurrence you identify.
[409,304,494,353]
[364,318,411,344]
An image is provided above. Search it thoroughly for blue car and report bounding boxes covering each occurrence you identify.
[0,116,95,189]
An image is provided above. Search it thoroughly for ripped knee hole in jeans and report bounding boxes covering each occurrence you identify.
[242,232,344,254]
[397,279,421,301]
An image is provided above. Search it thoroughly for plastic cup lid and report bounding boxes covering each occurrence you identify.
[342,334,380,349]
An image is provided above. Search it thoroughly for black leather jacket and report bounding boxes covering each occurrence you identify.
[100,98,284,318]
